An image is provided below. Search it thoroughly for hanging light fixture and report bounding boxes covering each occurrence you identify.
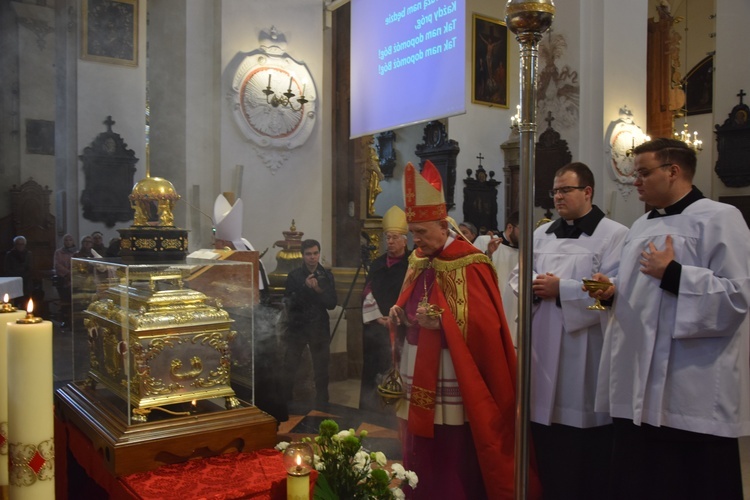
[675,0,703,152]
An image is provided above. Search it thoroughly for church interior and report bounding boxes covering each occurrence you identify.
[1,0,750,497]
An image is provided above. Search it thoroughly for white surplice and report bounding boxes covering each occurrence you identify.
[597,199,750,438]
[492,238,519,346]
[510,217,627,427]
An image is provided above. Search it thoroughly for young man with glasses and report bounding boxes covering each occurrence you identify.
[509,162,628,498]
[589,138,750,499]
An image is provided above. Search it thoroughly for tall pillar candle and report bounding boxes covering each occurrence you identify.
[0,296,26,495]
[6,301,54,500]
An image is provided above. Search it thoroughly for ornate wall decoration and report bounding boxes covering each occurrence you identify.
[535,112,572,218]
[537,30,580,130]
[415,121,460,210]
[604,106,647,197]
[375,131,397,178]
[228,26,317,172]
[79,116,138,227]
[715,90,750,187]
[11,2,54,51]
[463,154,501,233]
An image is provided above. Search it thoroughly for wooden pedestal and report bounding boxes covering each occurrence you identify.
[55,382,278,477]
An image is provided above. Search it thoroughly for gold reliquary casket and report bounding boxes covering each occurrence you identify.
[72,258,255,424]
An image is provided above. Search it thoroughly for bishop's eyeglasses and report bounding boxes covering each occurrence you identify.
[548,186,586,198]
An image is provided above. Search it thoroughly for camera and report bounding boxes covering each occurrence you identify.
[313,269,329,288]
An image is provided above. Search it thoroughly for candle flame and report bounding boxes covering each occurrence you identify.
[296,454,302,466]
[2,293,8,303]
[27,298,34,314]
[192,400,197,406]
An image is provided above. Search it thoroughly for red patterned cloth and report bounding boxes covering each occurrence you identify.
[118,449,317,500]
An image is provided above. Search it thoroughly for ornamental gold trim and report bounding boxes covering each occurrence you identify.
[162,238,184,250]
[408,251,492,272]
[135,238,157,249]
[9,439,54,486]
[410,386,436,410]
[130,330,233,397]
[171,356,203,380]
[506,3,556,15]
[438,265,469,339]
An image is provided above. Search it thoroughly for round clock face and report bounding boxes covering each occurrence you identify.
[239,67,305,139]
[230,52,316,150]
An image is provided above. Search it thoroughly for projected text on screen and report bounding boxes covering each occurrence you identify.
[351,0,466,139]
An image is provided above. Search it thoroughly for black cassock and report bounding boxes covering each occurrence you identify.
[359,249,410,412]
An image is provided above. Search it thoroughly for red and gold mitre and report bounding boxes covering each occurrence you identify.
[403,160,447,223]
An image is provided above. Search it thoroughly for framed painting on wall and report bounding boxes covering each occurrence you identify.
[81,0,138,67]
[472,14,508,108]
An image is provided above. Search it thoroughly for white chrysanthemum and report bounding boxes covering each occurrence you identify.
[274,441,289,451]
[353,450,369,471]
[392,487,406,500]
[405,470,419,488]
[390,463,406,479]
[336,430,351,439]
[373,451,387,467]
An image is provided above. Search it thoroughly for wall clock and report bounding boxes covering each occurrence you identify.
[229,27,317,151]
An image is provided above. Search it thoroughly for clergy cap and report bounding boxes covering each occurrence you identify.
[382,206,408,234]
[403,161,447,223]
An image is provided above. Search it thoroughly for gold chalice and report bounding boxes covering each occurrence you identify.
[582,279,613,311]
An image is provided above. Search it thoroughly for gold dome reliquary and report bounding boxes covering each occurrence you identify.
[119,173,189,261]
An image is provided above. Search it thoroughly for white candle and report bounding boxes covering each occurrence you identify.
[268,73,272,87]
[288,76,293,91]
[7,300,54,500]
[287,453,310,500]
[0,295,26,489]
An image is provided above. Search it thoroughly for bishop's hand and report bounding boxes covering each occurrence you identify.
[389,305,409,327]
[415,306,441,330]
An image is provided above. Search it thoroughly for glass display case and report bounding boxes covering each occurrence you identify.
[55,256,277,476]
[64,257,256,425]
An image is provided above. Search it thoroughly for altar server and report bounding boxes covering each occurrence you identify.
[590,138,750,499]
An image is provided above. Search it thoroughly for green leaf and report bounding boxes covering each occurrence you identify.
[313,473,339,500]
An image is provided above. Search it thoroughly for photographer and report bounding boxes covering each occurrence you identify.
[281,239,337,404]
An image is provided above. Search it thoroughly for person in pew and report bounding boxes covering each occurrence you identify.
[3,235,33,307]
[53,233,76,322]
[91,230,107,256]
[73,235,102,260]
